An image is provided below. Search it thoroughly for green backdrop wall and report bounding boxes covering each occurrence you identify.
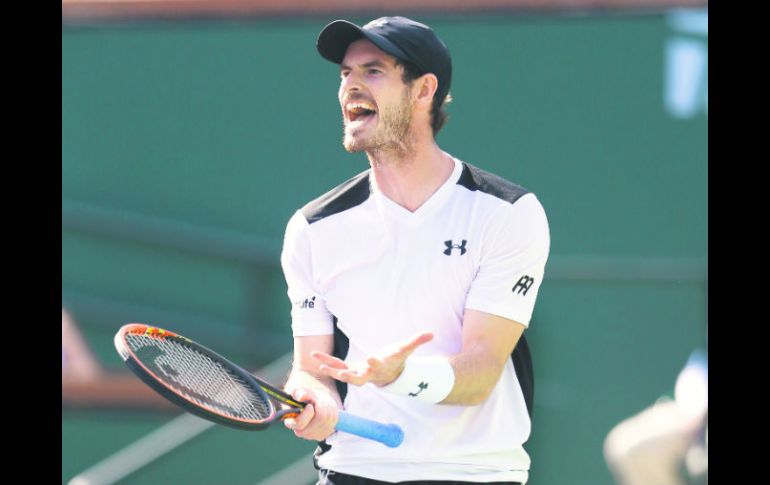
[62,9,707,485]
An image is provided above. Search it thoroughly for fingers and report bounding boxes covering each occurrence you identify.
[284,388,315,429]
[395,332,434,357]
[313,332,434,387]
[314,358,349,380]
[283,403,315,430]
[311,351,349,369]
[291,387,313,404]
[319,363,373,386]
[338,367,374,386]
[313,351,374,385]
[283,387,339,441]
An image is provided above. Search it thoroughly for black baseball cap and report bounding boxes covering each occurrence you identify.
[316,16,452,103]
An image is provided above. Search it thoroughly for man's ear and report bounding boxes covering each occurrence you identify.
[414,73,439,107]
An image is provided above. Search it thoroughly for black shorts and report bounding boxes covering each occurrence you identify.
[317,469,522,485]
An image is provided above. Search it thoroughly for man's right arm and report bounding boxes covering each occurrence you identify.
[280,210,341,441]
[283,334,344,441]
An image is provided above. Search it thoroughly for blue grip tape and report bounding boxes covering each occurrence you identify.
[336,411,404,448]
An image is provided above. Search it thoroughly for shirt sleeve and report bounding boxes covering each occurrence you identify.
[464,193,550,327]
[280,210,335,336]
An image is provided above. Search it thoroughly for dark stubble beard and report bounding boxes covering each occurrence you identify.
[342,86,414,157]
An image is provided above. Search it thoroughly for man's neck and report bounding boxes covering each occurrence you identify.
[367,139,454,213]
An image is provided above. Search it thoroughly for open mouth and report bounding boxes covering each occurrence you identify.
[346,102,378,125]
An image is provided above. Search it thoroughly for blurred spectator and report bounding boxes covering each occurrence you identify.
[604,346,708,485]
[62,308,176,411]
[62,308,102,379]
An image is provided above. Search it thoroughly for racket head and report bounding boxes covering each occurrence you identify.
[114,323,300,430]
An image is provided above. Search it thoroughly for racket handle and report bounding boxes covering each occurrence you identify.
[336,411,404,448]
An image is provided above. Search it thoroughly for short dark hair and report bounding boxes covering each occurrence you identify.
[395,59,452,135]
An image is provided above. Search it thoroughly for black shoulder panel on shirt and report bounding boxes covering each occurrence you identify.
[456,162,531,204]
[301,170,372,224]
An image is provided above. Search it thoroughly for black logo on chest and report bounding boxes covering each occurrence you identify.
[443,240,467,256]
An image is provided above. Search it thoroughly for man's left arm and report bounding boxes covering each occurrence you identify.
[441,309,525,405]
[311,310,524,406]
[443,194,548,404]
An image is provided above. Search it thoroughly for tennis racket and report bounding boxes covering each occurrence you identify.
[114,323,404,448]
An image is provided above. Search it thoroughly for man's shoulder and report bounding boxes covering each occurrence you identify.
[300,170,372,225]
[456,162,531,205]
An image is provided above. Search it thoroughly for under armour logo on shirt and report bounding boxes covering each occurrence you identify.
[444,240,467,256]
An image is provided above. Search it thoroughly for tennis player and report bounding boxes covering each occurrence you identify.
[281,16,550,485]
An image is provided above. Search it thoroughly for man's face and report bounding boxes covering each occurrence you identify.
[338,39,414,153]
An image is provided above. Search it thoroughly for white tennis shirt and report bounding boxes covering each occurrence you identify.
[281,155,550,483]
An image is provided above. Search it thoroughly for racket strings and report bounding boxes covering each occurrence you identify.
[125,334,273,421]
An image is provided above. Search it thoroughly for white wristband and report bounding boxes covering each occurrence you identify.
[380,356,455,403]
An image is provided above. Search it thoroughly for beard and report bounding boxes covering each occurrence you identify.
[342,87,413,155]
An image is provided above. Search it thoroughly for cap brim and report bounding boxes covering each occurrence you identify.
[317,20,410,65]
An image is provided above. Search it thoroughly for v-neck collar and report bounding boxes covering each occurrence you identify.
[371,155,463,227]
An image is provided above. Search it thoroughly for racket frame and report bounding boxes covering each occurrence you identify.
[115,323,299,431]
[115,323,404,447]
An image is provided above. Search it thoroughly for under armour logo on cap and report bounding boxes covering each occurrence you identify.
[366,18,389,28]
